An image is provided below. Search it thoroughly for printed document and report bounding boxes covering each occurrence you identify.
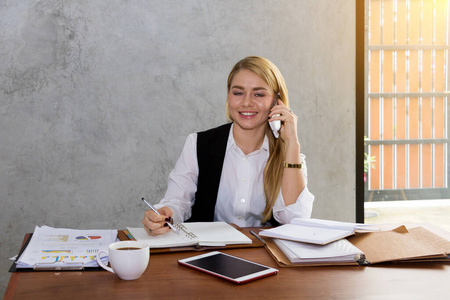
[16,226,118,269]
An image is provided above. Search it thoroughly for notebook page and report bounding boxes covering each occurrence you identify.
[260,224,354,245]
[126,226,197,248]
[291,218,379,231]
[182,222,252,246]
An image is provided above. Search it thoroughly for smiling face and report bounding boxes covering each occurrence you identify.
[227,69,275,135]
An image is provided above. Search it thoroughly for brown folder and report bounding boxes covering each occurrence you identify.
[263,226,450,267]
[348,226,450,264]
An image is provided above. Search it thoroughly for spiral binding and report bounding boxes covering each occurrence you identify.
[174,224,199,240]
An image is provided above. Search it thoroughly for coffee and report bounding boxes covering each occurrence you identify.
[97,241,150,280]
[117,247,142,251]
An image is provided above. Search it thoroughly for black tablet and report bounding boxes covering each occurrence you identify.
[178,251,278,284]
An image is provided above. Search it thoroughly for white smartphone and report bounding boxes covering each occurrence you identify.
[178,251,278,284]
[269,93,281,138]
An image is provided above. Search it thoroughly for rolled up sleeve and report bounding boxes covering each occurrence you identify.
[272,186,315,224]
[272,155,315,224]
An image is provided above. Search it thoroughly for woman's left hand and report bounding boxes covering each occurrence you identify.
[268,99,299,145]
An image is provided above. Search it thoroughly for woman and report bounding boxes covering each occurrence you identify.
[142,56,314,235]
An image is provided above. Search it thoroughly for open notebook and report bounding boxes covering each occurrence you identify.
[127,222,252,248]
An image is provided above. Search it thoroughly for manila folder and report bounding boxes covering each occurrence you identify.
[347,226,450,264]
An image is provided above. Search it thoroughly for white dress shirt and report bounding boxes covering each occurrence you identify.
[156,123,314,227]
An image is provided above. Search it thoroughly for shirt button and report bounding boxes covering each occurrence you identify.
[240,198,246,203]
[243,158,247,162]
[242,178,246,182]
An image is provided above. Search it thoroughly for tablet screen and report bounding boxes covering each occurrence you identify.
[178,251,278,284]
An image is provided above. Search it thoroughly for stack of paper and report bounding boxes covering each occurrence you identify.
[260,219,450,267]
[16,226,118,269]
[260,218,379,245]
[273,238,363,264]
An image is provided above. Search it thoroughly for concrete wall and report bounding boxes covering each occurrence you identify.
[0,0,355,294]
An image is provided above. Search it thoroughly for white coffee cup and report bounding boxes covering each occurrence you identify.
[97,241,149,280]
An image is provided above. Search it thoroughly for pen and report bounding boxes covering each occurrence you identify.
[142,198,180,234]
[250,230,266,245]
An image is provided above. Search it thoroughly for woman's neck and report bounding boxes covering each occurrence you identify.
[232,125,266,155]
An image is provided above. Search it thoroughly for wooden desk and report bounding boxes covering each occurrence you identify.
[4,238,450,300]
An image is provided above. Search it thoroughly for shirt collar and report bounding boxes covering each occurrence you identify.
[226,123,270,155]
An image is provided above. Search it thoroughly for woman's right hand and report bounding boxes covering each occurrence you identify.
[141,206,174,235]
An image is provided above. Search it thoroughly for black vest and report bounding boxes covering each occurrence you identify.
[186,123,279,226]
[187,123,231,222]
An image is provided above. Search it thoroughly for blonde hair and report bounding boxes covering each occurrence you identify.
[225,56,290,223]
